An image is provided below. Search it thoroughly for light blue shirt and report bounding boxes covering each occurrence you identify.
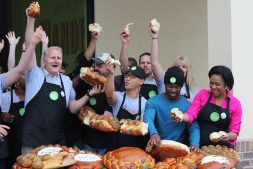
[25,65,75,107]
[1,90,21,112]
[0,73,7,108]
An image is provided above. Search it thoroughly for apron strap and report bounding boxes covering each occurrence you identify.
[137,94,142,116]
[119,92,126,110]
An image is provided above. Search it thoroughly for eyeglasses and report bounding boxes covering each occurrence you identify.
[124,74,137,79]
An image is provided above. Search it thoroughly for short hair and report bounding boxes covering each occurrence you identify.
[139,52,151,64]
[128,57,137,67]
[43,46,63,59]
[208,65,234,90]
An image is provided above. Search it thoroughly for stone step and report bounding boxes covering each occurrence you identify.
[236,159,252,169]
[238,151,253,160]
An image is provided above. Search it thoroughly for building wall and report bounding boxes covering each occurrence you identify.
[94,0,209,88]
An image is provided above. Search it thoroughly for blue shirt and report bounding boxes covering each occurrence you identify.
[143,93,200,147]
[25,65,75,107]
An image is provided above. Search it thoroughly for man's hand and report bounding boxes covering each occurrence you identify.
[189,145,199,152]
[0,125,10,137]
[0,113,14,123]
[105,60,115,75]
[91,31,99,40]
[32,26,44,45]
[149,134,161,147]
[6,31,20,46]
[89,85,105,96]
[0,39,4,52]
[41,30,49,46]
[120,30,129,45]
[148,22,158,39]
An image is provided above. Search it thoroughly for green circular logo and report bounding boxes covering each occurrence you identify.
[49,91,59,101]
[148,90,157,98]
[170,77,176,84]
[131,66,137,70]
[210,112,220,122]
[19,108,25,116]
[89,97,97,106]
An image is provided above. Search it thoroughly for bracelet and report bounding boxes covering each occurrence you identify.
[152,37,158,39]
[87,92,92,98]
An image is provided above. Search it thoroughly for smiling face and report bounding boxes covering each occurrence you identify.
[209,74,227,98]
[139,55,152,76]
[43,48,62,76]
[165,83,181,100]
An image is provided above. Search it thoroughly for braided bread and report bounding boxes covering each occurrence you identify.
[103,147,155,169]
[79,106,120,132]
[120,119,148,136]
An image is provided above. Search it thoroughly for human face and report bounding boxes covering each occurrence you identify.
[44,48,62,76]
[165,83,181,100]
[209,74,227,98]
[92,63,109,77]
[124,73,143,90]
[174,61,188,78]
[139,55,152,76]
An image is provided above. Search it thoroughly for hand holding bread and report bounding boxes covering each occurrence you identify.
[80,67,107,87]
[210,131,228,142]
[170,108,184,123]
[89,23,102,34]
[27,2,40,18]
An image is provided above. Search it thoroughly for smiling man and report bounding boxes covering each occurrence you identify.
[143,66,200,150]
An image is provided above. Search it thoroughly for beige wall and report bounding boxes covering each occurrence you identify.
[94,0,209,88]
[95,0,253,141]
[231,0,253,140]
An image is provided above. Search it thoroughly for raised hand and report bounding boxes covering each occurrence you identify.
[6,31,20,46]
[120,29,129,45]
[148,21,158,39]
[89,85,105,96]
[32,26,44,45]
[41,30,49,45]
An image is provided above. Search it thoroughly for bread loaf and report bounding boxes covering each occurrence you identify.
[198,155,236,169]
[124,22,134,35]
[80,67,107,87]
[28,2,40,18]
[120,119,148,136]
[103,147,155,169]
[79,106,120,132]
[149,140,190,161]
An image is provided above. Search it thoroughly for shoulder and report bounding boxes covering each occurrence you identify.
[227,91,241,106]
[146,93,163,104]
[61,74,72,83]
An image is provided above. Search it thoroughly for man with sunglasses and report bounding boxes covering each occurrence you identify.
[105,64,148,150]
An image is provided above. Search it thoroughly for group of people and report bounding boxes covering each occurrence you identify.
[0,2,242,169]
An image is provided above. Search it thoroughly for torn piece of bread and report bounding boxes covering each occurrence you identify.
[89,23,102,34]
[120,119,148,136]
[210,131,227,142]
[124,22,134,35]
[150,19,160,33]
[171,108,184,121]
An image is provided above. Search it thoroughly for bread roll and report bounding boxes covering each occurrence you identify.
[171,108,184,121]
[28,2,40,18]
[150,19,160,33]
[89,23,102,34]
[124,22,134,35]
[150,140,190,161]
[80,67,107,87]
[210,131,227,142]
[120,119,148,136]
[103,147,155,169]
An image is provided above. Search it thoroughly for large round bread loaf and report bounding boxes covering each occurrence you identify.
[198,155,236,169]
[103,147,155,169]
[150,140,190,161]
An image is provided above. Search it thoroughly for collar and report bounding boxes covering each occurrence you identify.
[43,68,60,78]
[208,89,233,100]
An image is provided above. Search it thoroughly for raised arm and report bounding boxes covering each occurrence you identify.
[25,2,36,46]
[105,60,117,105]
[6,31,20,70]
[148,22,164,83]
[40,30,49,67]
[0,39,4,53]
[5,27,43,87]
[84,31,99,61]
[119,30,130,71]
